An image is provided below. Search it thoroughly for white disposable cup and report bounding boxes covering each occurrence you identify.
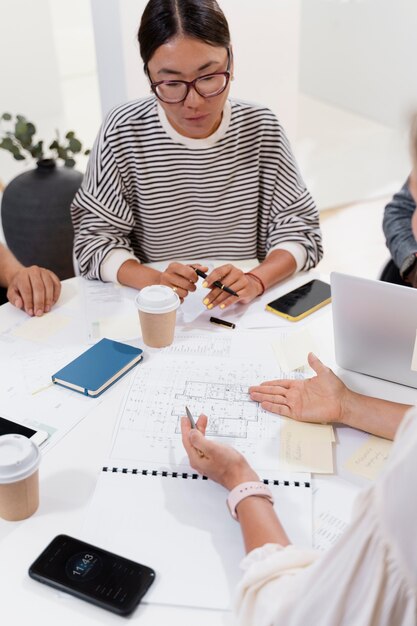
[0,434,41,521]
[135,285,180,348]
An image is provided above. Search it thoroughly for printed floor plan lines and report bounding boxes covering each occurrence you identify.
[173,380,259,438]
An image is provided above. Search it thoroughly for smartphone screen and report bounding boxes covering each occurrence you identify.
[0,416,48,446]
[266,279,331,321]
[29,535,155,616]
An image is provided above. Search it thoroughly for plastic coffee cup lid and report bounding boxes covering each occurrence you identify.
[135,285,180,314]
[0,434,41,484]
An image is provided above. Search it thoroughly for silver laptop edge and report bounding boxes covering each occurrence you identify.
[331,272,417,388]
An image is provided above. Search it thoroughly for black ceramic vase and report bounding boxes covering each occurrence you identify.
[1,159,83,280]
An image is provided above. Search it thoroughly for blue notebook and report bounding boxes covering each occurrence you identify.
[52,339,143,397]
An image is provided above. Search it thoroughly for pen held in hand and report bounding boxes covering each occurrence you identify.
[193,268,239,298]
[185,405,196,429]
[185,406,206,459]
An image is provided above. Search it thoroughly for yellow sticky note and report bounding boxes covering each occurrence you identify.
[344,435,392,480]
[272,327,317,372]
[281,418,335,443]
[12,313,71,342]
[279,418,334,473]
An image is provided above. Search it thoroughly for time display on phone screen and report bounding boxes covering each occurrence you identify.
[66,552,103,582]
[29,535,155,616]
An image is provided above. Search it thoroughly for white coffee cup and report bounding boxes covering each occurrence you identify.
[0,434,41,521]
[135,285,180,348]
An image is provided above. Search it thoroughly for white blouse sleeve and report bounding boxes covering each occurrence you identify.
[235,544,319,626]
[234,408,417,626]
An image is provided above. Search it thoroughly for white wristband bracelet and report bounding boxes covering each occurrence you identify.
[227,481,274,520]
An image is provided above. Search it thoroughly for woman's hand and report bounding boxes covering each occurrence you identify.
[159,262,208,300]
[249,353,349,425]
[202,264,262,309]
[7,266,61,316]
[181,414,259,490]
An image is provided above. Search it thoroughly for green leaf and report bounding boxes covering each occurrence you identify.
[26,122,36,137]
[65,131,75,140]
[29,140,44,159]
[16,114,26,122]
[49,140,59,150]
[84,149,91,156]
[68,137,82,153]
[15,119,28,137]
[14,120,35,149]
[64,158,76,168]
[0,137,15,150]
[13,153,26,161]
[1,112,12,121]
[57,146,67,160]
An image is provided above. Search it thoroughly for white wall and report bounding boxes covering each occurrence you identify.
[90,0,301,142]
[0,0,101,188]
[48,0,101,152]
[300,0,417,127]
[0,0,64,184]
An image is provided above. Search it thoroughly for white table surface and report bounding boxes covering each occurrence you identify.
[1,269,416,626]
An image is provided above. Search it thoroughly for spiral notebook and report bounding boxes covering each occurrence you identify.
[82,465,312,611]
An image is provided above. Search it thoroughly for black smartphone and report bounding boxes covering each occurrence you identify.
[266,279,331,322]
[0,415,48,446]
[29,535,155,616]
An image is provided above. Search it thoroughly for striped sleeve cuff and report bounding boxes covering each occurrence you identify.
[101,249,140,284]
[269,242,307,272]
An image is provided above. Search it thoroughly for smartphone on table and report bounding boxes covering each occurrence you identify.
[29,534,155,616]
[0,416,48,446]
[266,279,331,322]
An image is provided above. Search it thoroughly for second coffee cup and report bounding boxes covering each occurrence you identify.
[0,434,41,522]
[136,285,180,348]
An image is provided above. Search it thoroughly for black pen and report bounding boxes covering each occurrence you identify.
[193,268,239,297]
[210,316,236,329]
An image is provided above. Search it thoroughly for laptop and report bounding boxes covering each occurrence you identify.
[331,272,417,388]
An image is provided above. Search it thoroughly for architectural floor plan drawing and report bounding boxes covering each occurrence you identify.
[172,379,259,438]
[108,332,303,472]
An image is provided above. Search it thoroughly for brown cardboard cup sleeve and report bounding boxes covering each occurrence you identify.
[0,434,41,521]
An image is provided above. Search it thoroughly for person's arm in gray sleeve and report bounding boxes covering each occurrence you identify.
[383,178,417,269]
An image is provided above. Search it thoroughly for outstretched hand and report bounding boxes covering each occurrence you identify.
[181,414,258,490]
[249,352,348,425]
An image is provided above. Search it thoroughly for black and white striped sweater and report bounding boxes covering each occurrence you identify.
[71,97,322,279]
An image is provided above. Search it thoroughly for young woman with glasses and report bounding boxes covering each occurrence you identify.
[71,0,322,310]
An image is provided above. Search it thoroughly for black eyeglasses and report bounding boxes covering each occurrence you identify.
[148,48,231,104]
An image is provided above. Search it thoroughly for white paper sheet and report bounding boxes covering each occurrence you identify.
[312,476,360,551]
[106,330,308,473]
[82,467,312,610]
[82,279,140,342]
[0,345,105,452]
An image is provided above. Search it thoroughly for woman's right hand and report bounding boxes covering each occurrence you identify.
[249,352,349,425]
[181,414,259,490]
[159,262,208,300]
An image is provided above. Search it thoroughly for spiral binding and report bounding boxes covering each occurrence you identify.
[102,467,310,488]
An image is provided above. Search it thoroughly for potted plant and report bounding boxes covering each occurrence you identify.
[0,113,91,280]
